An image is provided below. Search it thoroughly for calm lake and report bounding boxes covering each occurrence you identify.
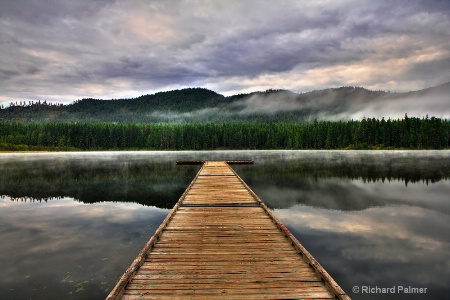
[1,150,449,300]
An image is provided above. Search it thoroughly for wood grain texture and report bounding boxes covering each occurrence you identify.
[107,161,350,299]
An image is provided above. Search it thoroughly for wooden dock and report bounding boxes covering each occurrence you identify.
[107,161,350,299]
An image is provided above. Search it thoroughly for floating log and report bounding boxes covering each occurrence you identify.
[176,160,254,165]
[225,160,254,164]
[176,160,205,165]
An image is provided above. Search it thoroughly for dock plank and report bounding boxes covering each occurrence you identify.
[107,161,349,299]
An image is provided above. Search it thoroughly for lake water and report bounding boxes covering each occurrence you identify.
[0,150,449,299]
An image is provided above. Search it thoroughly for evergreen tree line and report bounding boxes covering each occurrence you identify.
[0,116,448,150]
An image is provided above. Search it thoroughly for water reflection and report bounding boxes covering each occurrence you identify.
[0,150,449,300]
[230,151,449,299]
[0,196,168,299]
[275,203,450,299]
[239,178,450,212]
[0,152,201,208]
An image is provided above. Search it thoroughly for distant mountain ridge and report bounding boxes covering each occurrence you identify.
[1,83,448,123]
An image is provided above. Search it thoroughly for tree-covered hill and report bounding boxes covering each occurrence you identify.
[71,88,224,112]
[0,88,226,123]
[0,83,448,123]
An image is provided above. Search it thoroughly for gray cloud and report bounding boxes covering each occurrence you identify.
[0,0,449,107]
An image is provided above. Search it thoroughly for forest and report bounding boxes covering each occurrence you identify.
[1,115,448,151]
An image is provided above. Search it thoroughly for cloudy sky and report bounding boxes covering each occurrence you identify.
[1,0,449,106]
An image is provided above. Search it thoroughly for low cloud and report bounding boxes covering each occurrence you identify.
[229,83,450,120]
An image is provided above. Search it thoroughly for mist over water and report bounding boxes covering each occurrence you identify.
[0,151,449,299]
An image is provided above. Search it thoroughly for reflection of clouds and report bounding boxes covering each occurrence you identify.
[1,196,165,223]
[275,204,448,245]
[0,197,169,298]
[258,179,450,213]
[273,203,450,296]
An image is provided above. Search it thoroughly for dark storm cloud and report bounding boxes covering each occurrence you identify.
[0,0,449,108]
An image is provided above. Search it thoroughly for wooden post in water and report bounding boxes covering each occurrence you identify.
[107,161,350,299]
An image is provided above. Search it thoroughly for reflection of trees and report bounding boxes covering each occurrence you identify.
[0,160,200,208]
[235,154,449,186]
[2,195,63,203]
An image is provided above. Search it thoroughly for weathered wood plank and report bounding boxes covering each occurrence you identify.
[133,270,318,276]
[136,261,312,268]
[123,288,334,298]
[126,283,330,291]
[130,277,321,285]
